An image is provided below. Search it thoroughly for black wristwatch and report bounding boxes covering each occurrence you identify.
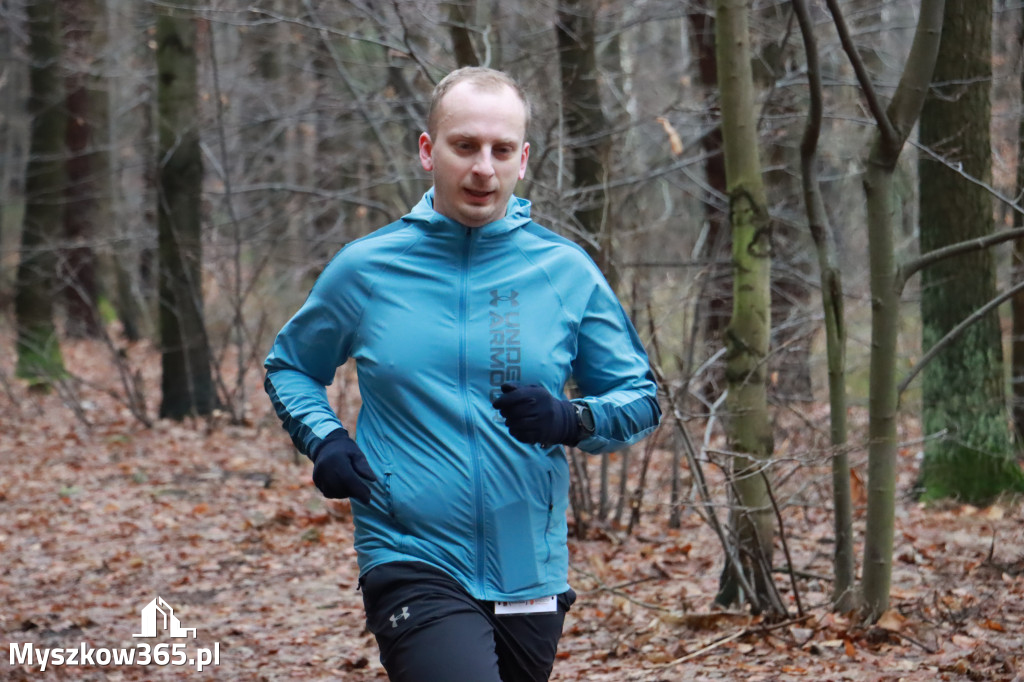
[573,401,595,436]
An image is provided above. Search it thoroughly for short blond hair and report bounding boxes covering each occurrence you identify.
[427,67,531,138]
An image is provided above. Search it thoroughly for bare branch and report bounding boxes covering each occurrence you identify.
[898,227,1024,290]
[912,138,1024,213]
[300,0,415,208]
[650,362,763,613]
[823,0,898,146]
[897,278,1024,397]
[237,6,404,53]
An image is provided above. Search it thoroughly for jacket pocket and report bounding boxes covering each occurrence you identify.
[543,456,570,584]
[489,498,542,592]
[370,442,396,519]
[544,468,554,564]
[382,472,395,518]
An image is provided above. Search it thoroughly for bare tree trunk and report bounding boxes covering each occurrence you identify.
[751,4,814,402]
[686,5,731,400]
[826,0,946,621]
[110,0,154,343]
[1014,5,1024,447]
[615,445,631,526]
[61,0,106,339]
[668,433,683,529]
[446,1,480,67]
[918,0,1019,503]
[793,0,856,613]
[0,0,29,268]
[712,0,783,617]
[15,0,67,386]
[156,2,215,419]
[556,0,614,285]
[557,0,617,519]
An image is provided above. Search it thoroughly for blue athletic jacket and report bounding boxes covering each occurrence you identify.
[265,190,661,602]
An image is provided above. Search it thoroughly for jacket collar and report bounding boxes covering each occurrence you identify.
[405,188,532,238]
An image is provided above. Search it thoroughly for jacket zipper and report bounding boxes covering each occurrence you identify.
[459,227,487,594]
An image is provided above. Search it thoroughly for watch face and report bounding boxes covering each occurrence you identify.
[576,403,595,433]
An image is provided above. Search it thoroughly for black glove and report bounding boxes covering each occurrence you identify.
[310,429,377,503]
[492,382,580,446]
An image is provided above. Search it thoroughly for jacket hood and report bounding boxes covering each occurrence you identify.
[405,188,533,237]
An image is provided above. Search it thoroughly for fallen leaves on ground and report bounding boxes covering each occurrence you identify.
[1,338,1022,681]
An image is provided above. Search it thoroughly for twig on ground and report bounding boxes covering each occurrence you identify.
[651,614,814,671]
[879,627,938,654]
[571,565,674,614]
[651,626,748,669]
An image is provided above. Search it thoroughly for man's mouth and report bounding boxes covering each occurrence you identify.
[464,188,494,199]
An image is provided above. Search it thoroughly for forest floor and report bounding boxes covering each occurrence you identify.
[1,337,1023,681]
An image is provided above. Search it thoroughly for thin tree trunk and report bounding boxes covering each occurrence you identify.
[556,0,614,285]
[61,0,105,339]
[826,0,946,621]
[615,446,630,526]
[862,134,902,623]
[712,0,782,617]
[793,0,855,613]
[15,0,67,386]
[111,0,154,343]
[557,0,616,514]
[156,2,215,419]
[0,2,28,259]
[446,1,480,67]
[752,6,814,402]
[668,434,683,529]
[686,5,731,400]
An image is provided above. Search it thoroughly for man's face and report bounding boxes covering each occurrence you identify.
[419,82,530,228]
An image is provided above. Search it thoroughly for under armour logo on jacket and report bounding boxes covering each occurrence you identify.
[490,289,519,307]
[389,606,410,628]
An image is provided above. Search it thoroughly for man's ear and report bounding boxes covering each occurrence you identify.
[518,141,530,180]
[419,132,434,172]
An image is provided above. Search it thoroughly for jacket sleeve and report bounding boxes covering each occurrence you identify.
[571,278,662,455]
[264,253,361,456]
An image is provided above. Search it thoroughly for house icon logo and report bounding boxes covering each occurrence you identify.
[132,596,197,639]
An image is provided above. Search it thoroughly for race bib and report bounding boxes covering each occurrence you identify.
[494,595,558,615]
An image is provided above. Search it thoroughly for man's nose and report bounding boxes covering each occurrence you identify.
[472,150,495,176]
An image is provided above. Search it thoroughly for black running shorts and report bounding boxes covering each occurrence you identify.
[360,561,576,682]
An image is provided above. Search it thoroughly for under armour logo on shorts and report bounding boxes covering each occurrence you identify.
[389,606,411,628]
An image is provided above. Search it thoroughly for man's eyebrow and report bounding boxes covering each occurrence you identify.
[445,130,522,146]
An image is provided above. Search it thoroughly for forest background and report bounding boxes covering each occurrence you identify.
[1,0,1024,679]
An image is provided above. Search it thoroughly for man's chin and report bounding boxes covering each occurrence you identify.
[456,204,501,227]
